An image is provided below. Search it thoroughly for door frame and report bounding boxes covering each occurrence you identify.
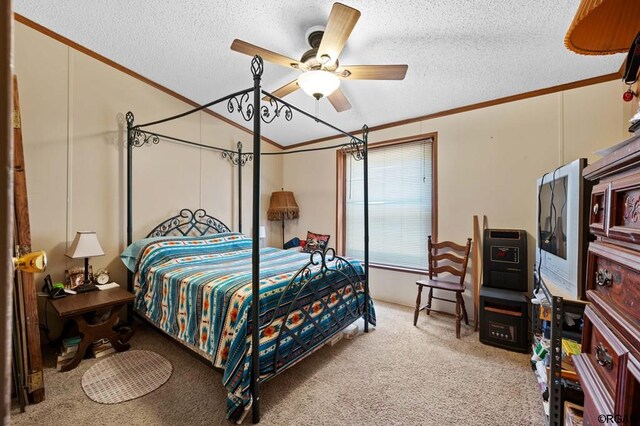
[1,0,14,421]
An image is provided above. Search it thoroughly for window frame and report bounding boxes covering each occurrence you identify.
[336,132,438,273]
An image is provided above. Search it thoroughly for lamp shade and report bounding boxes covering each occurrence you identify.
[267,191,300,221]
[565,0,640,55]
[297,70,340,99]
[65,231,105,259]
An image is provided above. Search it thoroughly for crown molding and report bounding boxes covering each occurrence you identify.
[285,70,623,149]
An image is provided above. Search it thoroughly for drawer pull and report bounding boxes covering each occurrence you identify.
[595,343,613,371]
[593,203,599,215]
[595,269,612,287]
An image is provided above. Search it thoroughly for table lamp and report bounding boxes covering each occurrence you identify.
[65,231,104,284]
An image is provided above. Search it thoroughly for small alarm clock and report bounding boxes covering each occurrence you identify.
[95,269,110,285]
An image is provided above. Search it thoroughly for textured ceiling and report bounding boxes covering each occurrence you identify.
[14,0,625,146]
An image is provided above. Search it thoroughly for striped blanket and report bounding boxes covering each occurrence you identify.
[125,233,375,421]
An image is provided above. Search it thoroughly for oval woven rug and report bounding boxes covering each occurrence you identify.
[81,350,173,404]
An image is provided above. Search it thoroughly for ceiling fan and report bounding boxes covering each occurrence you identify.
[230,2,408,112]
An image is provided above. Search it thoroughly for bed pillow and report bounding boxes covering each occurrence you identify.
[120,237,162,272]
[283,237,301,250]
[302,231,330,253]
[121,233,241,272]
[120,236,184,272]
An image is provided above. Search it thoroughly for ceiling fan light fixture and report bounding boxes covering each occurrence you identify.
[297,70,340,100]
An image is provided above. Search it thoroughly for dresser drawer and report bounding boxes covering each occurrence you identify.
[583,386,609,426]
[575,353,615,425]
[619,356,640,426]
[608,171,640,243]
[590,182,609,236]
[586,242,640,335]
[582,305,629,398]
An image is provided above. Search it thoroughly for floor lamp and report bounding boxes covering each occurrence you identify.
[267,190,299,247]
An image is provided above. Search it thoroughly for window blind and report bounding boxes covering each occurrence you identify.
[345,139,433,270]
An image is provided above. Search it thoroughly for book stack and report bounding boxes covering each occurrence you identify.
[561,338,581,372]
[56,336,81,370]
[91,338,115,358]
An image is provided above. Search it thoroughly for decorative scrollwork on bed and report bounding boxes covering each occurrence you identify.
[221,143,254,166]
[341,125,368,161]
[221,150,254,166]
[146,208,231,238]
[260,97,293,124]
[341,137,365,161]
[227,92,254,122]
[128,127,160,147]
[262,248,365,375]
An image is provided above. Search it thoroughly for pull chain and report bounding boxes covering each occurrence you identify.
[423,140,426,183]
[349,154,353,200]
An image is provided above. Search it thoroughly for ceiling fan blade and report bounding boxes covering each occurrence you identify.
[327,88,352,112]
[231,39,302,69]
[339,65,408,80]
[317,3,361,64]
[263,79,300,101]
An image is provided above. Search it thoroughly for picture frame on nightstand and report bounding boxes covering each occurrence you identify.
[65,265,93,290]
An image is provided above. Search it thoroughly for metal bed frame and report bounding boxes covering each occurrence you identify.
[125,56,370,423]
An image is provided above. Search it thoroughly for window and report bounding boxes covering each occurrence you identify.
[338,135,436,271]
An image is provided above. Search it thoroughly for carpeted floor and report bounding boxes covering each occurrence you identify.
[11,301,545,425]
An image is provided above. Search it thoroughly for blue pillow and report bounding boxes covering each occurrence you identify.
[120,233,242,272]
[120,236,179,272]
[283,237,300,250]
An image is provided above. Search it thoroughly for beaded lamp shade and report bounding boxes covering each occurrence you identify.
[268,191,299,247]
[565,0,640,55]
[267,191,300,221]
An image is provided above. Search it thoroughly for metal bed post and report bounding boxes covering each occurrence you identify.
[237,141,243,233]
[250,56,263,424]
[362,125,370,332]
[126,111,134,324]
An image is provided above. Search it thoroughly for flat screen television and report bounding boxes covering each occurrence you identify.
[535,158,589,299]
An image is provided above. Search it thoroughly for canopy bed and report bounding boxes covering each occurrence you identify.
[123,56,372,423]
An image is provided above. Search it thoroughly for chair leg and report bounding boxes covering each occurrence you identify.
[455,293,462,339]
[460,294,469,325]
[413,286,423,326]
[426,288,433,315]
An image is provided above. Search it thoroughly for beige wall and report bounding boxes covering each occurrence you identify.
[14,23,282,334]
[283,78,636,315]
[14,19,638,325]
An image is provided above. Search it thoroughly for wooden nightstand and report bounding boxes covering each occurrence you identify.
[50,287,134,372]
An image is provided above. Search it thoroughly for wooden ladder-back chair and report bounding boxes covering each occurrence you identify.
[414,236,472,338]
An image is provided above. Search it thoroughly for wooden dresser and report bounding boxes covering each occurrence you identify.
[575,134,640,425]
